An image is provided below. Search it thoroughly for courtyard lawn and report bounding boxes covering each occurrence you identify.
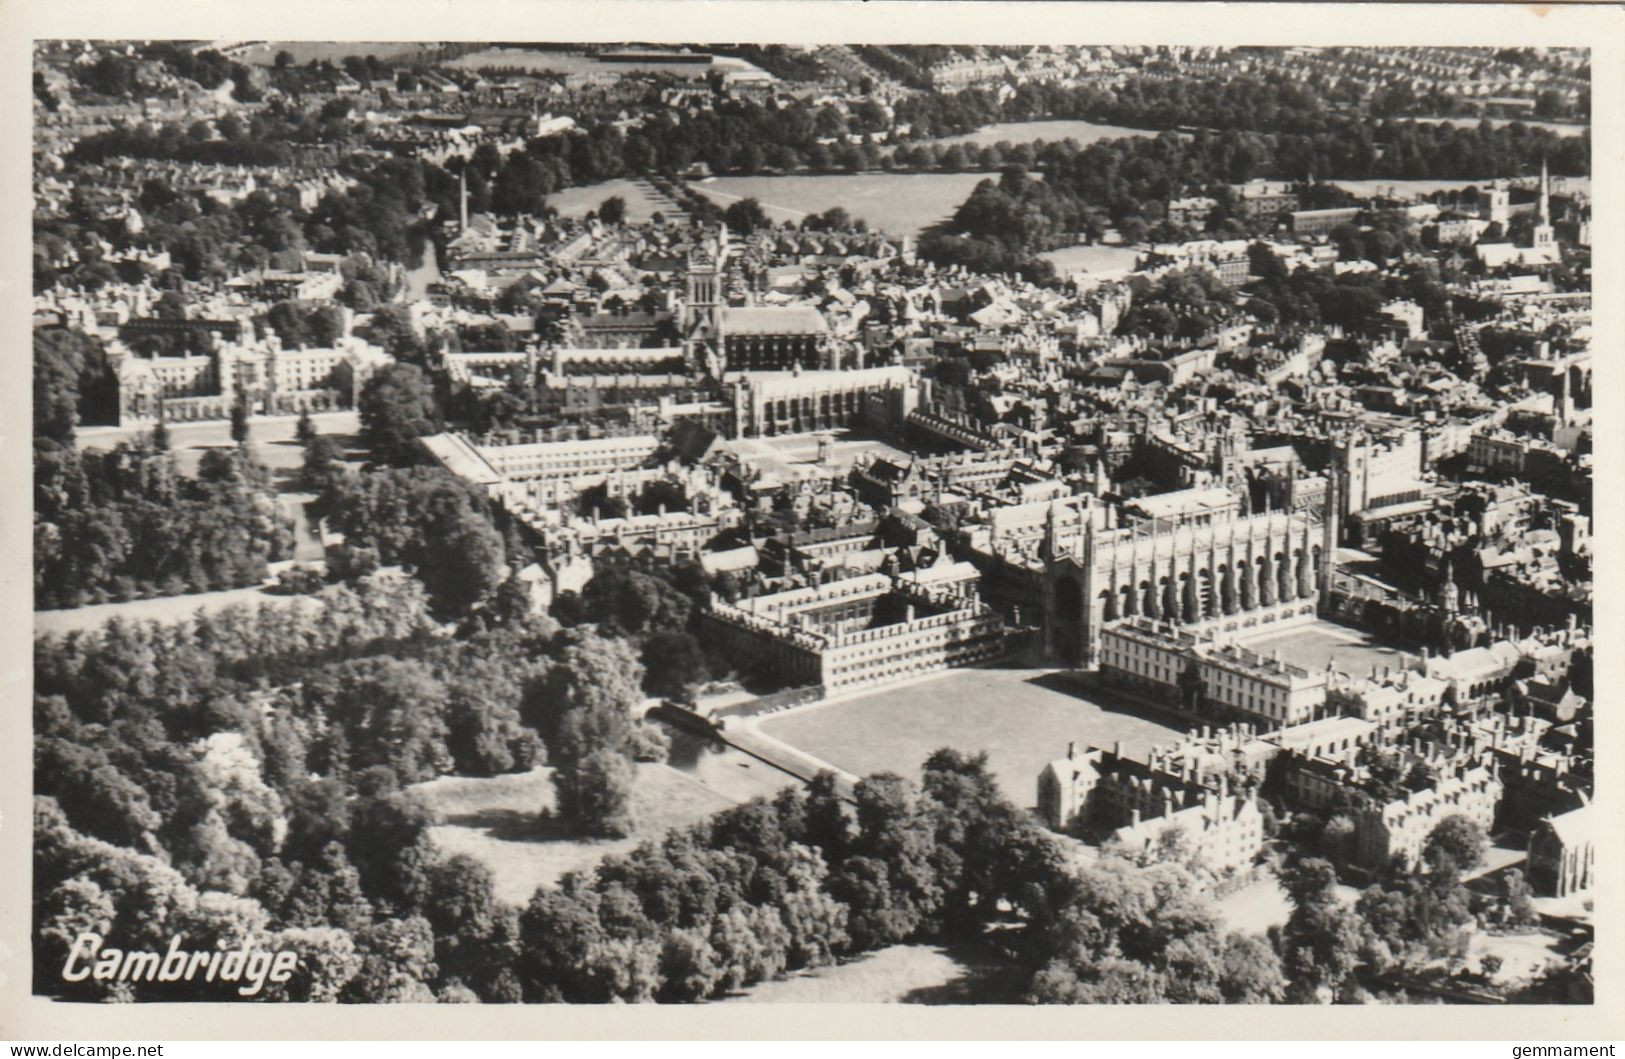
[730,428,915,477]
[757,666,1186,806]
[414,763,743,906]
[1244,621,1414,679]
[691,172,990,238]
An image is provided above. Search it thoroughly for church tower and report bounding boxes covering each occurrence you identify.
[1484,180,1511,227]
[684,225,729,372]
[1318,465,1340,611]
[1532,158,1556,254]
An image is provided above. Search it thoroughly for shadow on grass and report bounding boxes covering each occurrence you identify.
[442,807,602,845]
[898,945,1028,1005]
[1023,670,1194,730]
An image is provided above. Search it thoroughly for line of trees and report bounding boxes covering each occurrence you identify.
[31,569,675,1001]
[35,436,295,611]
[916,115,1588,276]
[35,559,1565,1003]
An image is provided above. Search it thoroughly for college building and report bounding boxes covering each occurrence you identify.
[701,561,1006,694]
[1037,739,1267,878]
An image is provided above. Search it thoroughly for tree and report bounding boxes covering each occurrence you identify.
[1218,930,1287,1003]
[302,435,344,489]
[305,657,452,785]
[357,363,439,466]
[416,511,506,616]
[230,399,250,445]
[1423,814,1488,875]
[598,195,627,225]
[264,926,361,1001]
[557,746,636,838]
[1498,868,1539,928]
[657,928,723,1001]
[1280,857,1365,1002]
[525,630,644,767]
[722,197,770,235]
[640,630,709,702]
[517,887,605,1002]
[347,788,439,914]
[343,915,439,1002]
[35,329,114,445]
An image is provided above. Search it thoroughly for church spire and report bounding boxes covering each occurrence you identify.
[1539,156,1551,226]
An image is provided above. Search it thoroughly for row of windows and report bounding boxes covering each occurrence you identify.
[826,636,1001,690]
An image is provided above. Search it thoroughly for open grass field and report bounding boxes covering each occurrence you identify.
[916,118,1155,150]
[725,942,1023,1004]
[1244,621,1413,679]
[1039,243,1141,275]
[77,411,361,475]
[1214,874,1294,934]
[443,48,718,79]
[34,581,324,637]
[546,178,674,224]
[758,666,1186,807]
[236,42,435,67]
[1328,176,1592,200]
[692,172,990,238]
[415,761,759,906]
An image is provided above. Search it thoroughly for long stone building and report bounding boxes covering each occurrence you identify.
[970,476,1339,667]
[727,366,917,438]
[701,561,1006,694]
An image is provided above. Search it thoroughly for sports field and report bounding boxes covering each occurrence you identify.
[692,172,990,237]
[757,666,1185,807]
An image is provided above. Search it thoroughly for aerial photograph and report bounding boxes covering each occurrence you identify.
[29,39,1593,1007]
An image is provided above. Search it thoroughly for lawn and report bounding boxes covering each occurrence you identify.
[1244,621,1413,680]
[725,943,1022,1004]
[757,666,1186,807]
[1039,243,1141,275]
[236,42,434,66]
[546,178,674,224]
[691,172,990,238]
[414,763,739,906]
[731,428,915,476]
[443,48,716,79]
[34,583,323,637]
[1214,874,1294,934]
[1328,176,1592,200]
[916,118,1155,149]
